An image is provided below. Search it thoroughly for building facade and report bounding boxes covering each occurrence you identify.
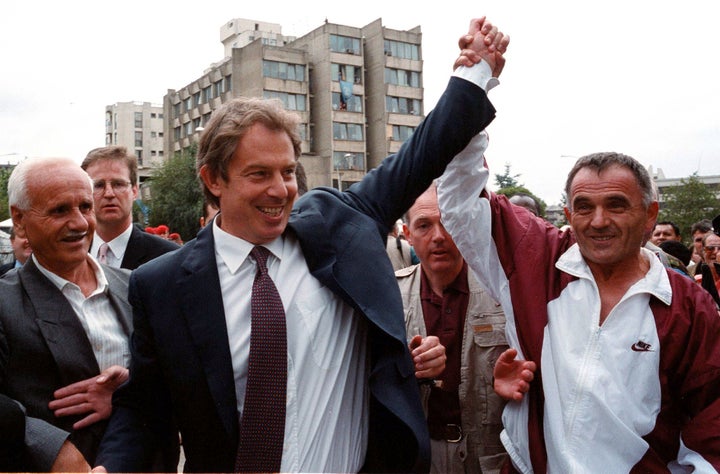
[163,17,424,191]
[105,101,165,179]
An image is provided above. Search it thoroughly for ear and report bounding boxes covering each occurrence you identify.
[199,164,223,199]
[563,207,572,223]
[644,201,659,235]
[131,183,139,200]
[10,206,27,240]
[403,223,412,246]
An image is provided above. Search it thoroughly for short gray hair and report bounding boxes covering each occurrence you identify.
[8,157,89,212]
[565,152,654,210]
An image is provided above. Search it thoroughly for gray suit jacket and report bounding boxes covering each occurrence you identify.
[0,258,132,471]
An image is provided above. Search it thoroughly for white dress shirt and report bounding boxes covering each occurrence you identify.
[90,224,133,269]
[212,219,369,473]
[34,254,130,370]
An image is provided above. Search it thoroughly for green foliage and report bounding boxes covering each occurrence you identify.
[494,163,522,189]
[497,185,548,218]
[145,145,203,241]
[0,167,13,221]
[658,173,720,245]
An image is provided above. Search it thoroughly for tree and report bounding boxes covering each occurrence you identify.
[0,167,13,221]
[145,145,204,242]
[494,163,522,189]
[658,173,720,245]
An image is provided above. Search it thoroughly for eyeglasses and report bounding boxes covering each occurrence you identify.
[93,179,133,195]
[705,245,720,251]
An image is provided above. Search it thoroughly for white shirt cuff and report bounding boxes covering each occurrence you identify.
[453,61,499,92]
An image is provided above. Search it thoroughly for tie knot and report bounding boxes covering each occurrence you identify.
[251,246,271,274]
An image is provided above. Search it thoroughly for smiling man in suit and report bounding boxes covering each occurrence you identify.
[82,146,178,270]
[0,157,141,471]
[94,18,508,473]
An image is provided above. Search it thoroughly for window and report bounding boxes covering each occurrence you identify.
[386,96,421,115]
[225,75,232,92]
[384,40,419,60]
[193,92,201,107]
[193,118,201,132]
[263,91,306,111]
[158,150,164,157]
[183,97,192,112]
[331,64,362,84]
[392,125,415,142]
[136,150,142,165]
[333,151,364,170]
[329,34,360,55]
[158,132,163,137]
[184,122,193,137]
[151,132,157,138]
[151,150,157,156]
[384,68,420,87]
[158,113,164,119]
[297,124,307,142]
[263,61,305,82]
[332,92,362,112]
[174,127,181,140]
[214,79,224,97]
[202,112,212,125]
[173,102,181,118]
[134,131,143,147]
[202,86,212,103]
[134,112,143,128]
[150,113,157,119]
[333,122,363,141]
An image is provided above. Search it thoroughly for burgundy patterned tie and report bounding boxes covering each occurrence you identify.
[235,246,287,473]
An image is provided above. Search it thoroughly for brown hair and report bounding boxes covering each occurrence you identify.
[197,97,302,208]
[81,146,138,185]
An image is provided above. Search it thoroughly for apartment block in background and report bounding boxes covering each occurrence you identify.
[164,17,423,191]
[105,101,165,180]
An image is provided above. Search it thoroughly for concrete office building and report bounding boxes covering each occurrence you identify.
[105,101,165,180]
[164,17,423,190]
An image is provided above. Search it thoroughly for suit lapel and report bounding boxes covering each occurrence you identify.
[178,226,238,438]
[120,225,144,269]
[19,260,100,385]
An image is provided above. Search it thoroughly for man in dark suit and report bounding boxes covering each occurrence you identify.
[81,146,178,270]
[0,227,32,276]
[95,18,508,473]
[0,157,141,471]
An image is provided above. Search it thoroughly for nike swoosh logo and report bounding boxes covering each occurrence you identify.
[631,341,653,352]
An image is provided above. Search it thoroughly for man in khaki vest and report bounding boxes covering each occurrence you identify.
[396,183,508,473]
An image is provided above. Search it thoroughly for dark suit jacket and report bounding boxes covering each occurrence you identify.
[120,225,179,270]
[0,259,133,471]
[96,76,496,473]
[0,259,17,277]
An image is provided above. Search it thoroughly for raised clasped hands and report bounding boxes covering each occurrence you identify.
[48,365,129,430]
[453,16,510,77]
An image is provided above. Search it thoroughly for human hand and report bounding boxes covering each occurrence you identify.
[409,335,447,379]
[493,348,536,401]
[50,440,90,472]
[49,365,129,430]
[453,17,510,77]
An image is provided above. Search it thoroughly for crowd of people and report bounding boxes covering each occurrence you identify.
[0,15,718,474]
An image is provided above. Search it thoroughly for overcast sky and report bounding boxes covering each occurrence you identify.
[2,0,718,204]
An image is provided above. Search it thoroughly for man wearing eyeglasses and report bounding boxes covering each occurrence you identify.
[82,146,178,270]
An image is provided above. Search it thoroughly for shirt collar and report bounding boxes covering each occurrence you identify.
[32,253,109,295]
[556,244,672,305]
[212,217,284,274]
[91,223,133,257]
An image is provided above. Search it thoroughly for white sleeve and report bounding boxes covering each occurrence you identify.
[436,132,508,303]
